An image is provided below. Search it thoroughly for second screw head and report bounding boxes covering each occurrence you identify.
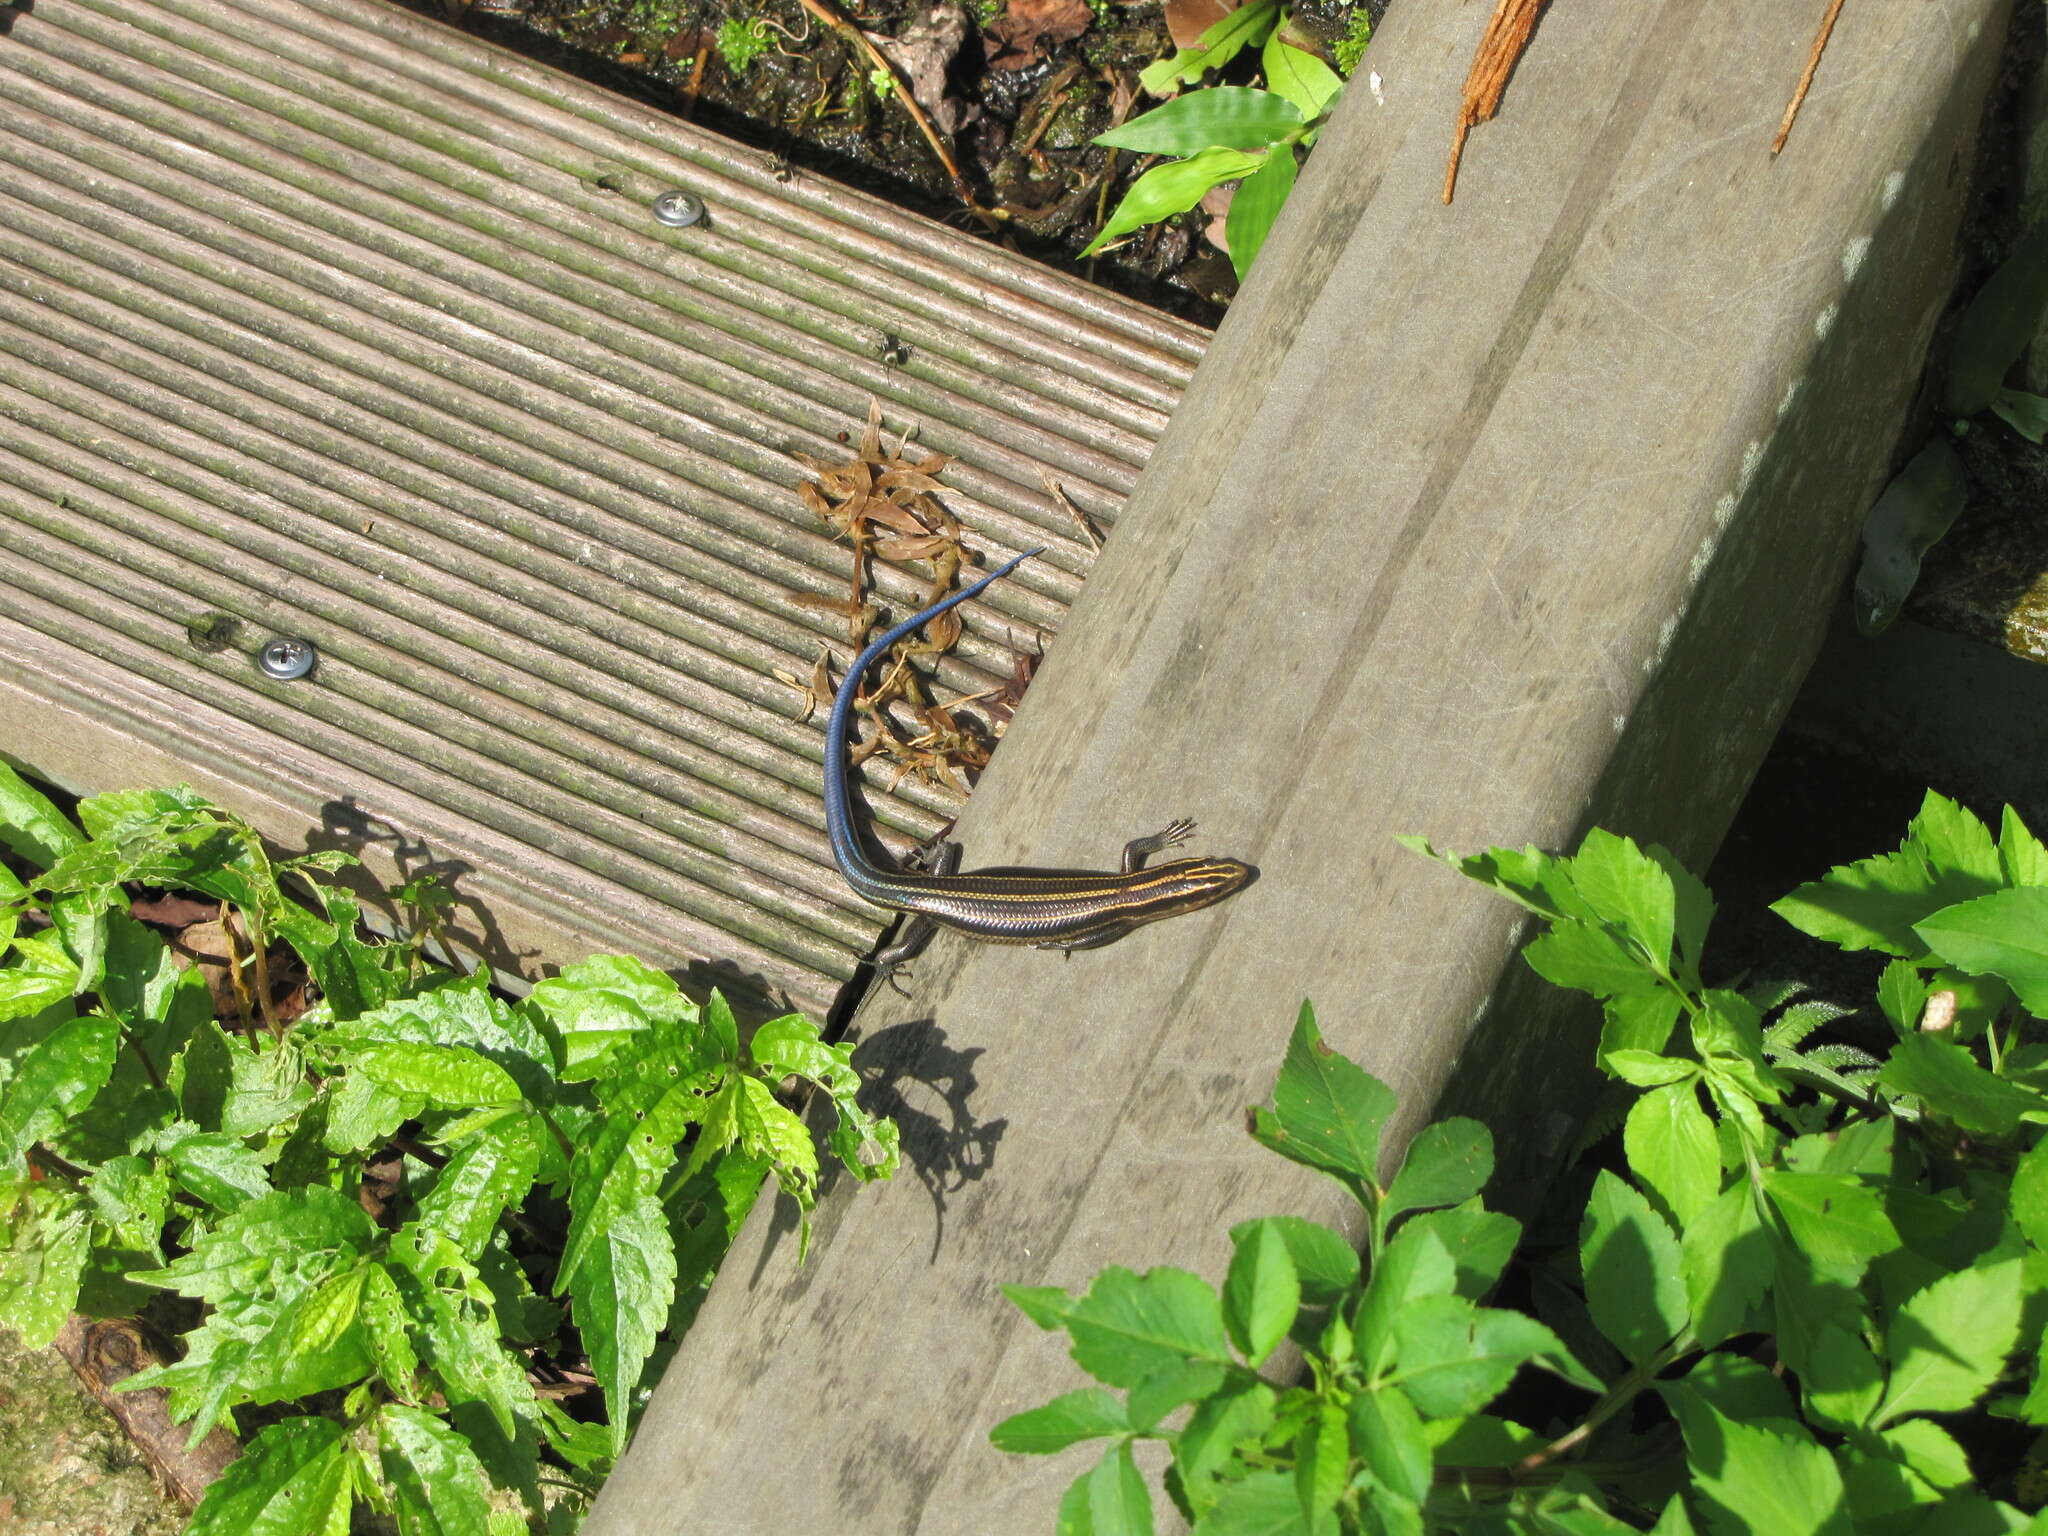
[650,189,706,228]
[257,636,318,680]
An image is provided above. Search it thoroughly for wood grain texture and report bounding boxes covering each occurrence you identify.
[0,0,1199,1017]
[595,0,2014,1529]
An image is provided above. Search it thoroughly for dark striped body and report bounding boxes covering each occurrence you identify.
[823,551,1253,961]
[855,858,1255,949]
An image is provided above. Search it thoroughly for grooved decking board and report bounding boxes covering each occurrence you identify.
[595,2,2016,1530]
[0,0,1203,1015]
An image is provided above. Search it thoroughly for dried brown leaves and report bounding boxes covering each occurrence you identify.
[793,401,1035,795]
[984,0,1094,72]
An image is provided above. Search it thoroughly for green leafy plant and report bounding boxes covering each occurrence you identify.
[997,794,2048,1531]
[716,15,773,73]
[1083,2,1352,281]
[1332,10,1374,78]
[1855,222,2048,634]
[0,766,896,1530]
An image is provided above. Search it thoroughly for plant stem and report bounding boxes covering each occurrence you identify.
[1510,1332,1692,1477]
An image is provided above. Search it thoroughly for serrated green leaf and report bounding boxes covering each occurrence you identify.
[1081,147,1268,259]
[1580,1171,1687,1363]
[0,1185,90,1346]
[1836,1437,1946,1532]
[1880,1033,2043,1137]
[1383,1118,1491,1227]
[233,1274,375,1412]
[122,1187,378,1442]
[0,934,82,1023]
[1295,1399,1348,1518]
[1909,792,2003,883]
[1086,1439,1154,1536]
[1227,1216,1358,1307]
[1570,829,1677,972]
[1399,836,1559,918]
[87,1154,170,1253]
[1262,36,1343,119]
[1348,1386,1430,1505]
[1128,1358,1228,1432]
[1692,990,1783,1105]
[747,1012,847,1088]
[0,762,84,868]
[1063,1266,1232,1388]
[536,1395,614,1479]
[1873,1259,2022,1426]
[526,954,694,1078]
[1625,1079,1720,1228]
[1254,1002,1391,1191]
[1881,1418,1972,1489]
[162,1130,279,1212]
[1390,1297,1567,1418]
[1598,991,1684,1059]
[1222,144,1295,282]
[1005,1282,1075,1331]
[52,887,114,992]
[0,1010,116,1165]
[362,1260,420,1400]
[219,1037,316,1138]
[1524,921,1663,1000]
[1400,1203,1519,1300]
[1773,794,2003,957]
[2001,806,2048,887]
[990,1388,1131,1454]
[335,977,556,1101]
[1603,1050,1697,1087]
[345,1040,520,1109]
[1191,1467,1331,1534]
[1425,1412,1545,1468]
[383,1226,538,1495]
[1680,1352,1799,1426]
[417,1115,539,1260]
[132,1185,376,1304]
[1174,1376,1277,1516]
[2012,1138,2048,1251]
[1683,1182,1771,1349]
[1763,1170,1899,1278]
[183,1417,355,1536]
[1664,1390,1852,1535]
[1917,886,2048,1017]
[1876,959,1931,1035]
[562,1190,677,1456]
[379,1403,494,1536]
[736,1074,819,1209]
[1792,1313,1885,1433]
[557,1029,727,1290]
[1355,1226,1458,1377]
[1948,218,2048,416]
[1097,86,1302,154]
[1223,1218,1299,1365]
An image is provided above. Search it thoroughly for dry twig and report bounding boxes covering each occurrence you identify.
[1443,0,1548,205]
[1773,0,1847,156]
[792,0,985,219]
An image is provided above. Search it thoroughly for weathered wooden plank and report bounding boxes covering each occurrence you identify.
[595,1,2015,1529]
[0,0,1202,1016]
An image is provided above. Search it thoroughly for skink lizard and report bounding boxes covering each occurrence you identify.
[824,549,1253,969]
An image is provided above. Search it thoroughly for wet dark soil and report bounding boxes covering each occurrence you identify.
[415,0,1389,323]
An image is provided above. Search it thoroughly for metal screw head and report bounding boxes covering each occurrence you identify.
[256,636,318,680]
[650,189,706,228]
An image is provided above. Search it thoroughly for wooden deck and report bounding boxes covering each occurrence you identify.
[591,1,2018,1530]
[0,0,1200,1017]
